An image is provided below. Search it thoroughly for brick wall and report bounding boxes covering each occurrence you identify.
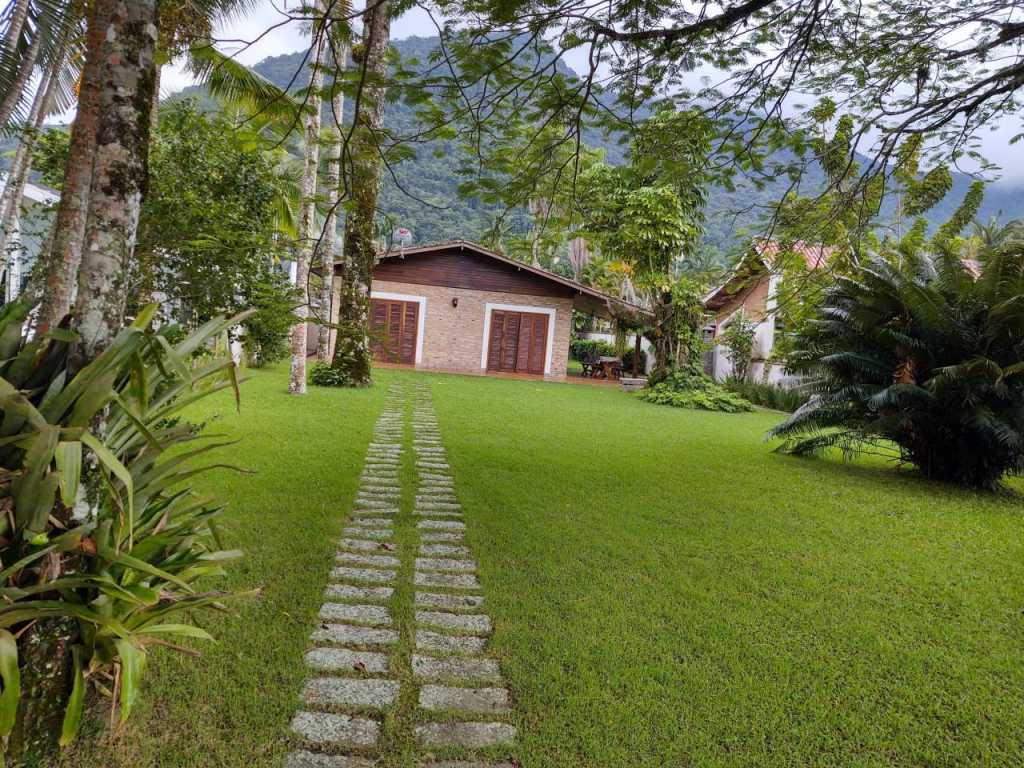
[359,279,574,378]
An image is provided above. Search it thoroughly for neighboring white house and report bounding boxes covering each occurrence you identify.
[0,173,60,303]
[704,239,833,385]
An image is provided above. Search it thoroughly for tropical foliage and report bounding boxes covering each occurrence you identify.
[639,365,753,413]
[771,241,1024,489]
[0,301,248,756]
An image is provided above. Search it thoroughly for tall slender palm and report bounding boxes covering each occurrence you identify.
[288,0,328,394]
[317,11,350,361]
[330,0,392,385]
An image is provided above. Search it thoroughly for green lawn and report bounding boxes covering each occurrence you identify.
[65,365,1024,767]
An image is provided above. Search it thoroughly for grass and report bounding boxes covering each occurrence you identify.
[66,365,1024,767]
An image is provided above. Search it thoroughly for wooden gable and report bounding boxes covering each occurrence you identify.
[372,244,576,299]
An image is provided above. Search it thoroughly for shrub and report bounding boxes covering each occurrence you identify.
[639,365,753,412]
[310,362,352,387]
[243,268,298,368]
[719,316,757,381]
[726,378,810,412]
[0,301,248,755]
[771,247,1024,489]
[569,338,616,360]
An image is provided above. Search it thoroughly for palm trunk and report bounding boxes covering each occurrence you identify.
[0,39,64,265]
[317,41,348,362]
[329,0,391,386]
[71,0,159,366]
[288,0,327,394]
[0,0,36,129]
[34,0,112,334]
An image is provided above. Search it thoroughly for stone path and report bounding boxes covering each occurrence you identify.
[284,383,517,767]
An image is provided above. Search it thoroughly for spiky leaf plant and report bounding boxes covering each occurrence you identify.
[0,301,250,755]
[771,242,1024,489]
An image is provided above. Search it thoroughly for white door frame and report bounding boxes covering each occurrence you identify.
[370,290,427,365]
[480,302,557,375]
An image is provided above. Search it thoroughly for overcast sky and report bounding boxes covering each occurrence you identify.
[161,1,1024,187]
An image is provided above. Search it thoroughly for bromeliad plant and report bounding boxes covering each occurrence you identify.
[0,301,249,756]
[771,242,1024,489]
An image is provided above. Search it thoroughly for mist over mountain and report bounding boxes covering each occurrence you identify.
[182,36,1024,254]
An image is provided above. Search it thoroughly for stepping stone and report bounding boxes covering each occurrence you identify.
[357,490,400,499]
[354,507,399,516]
[312,623,399,646]
[349,517,394,527]
[420,531,464,543]
[320,603,392,626]
[352,499,399,510]
[416,488,455,497]
[414,509,463,519]
[415,557,477,573]
[417,462,450,470]
[324,584,394,602]
[414,572,480,590]
[337,553,400,568]
[303,677,400,709]
[411,654,501,682]
[331,567,396,584]
[416,500,461,509]
[417,611,491,634]
[419,684,509,713]
[414,721,516,748]
[305,647,389,674]
[419,474,452,482]
[359,480,400,489]
[416,630,487,654]
[418,520,465,530]
[339,538,388,552]
[291,711,379,747]
[284,750,377,768]
[342,527,392,539]
[415,591,483,610]
[420,544,471,557]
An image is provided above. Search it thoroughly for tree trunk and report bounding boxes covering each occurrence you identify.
[34,0,112,335]
[3,618,78,764]
[288,0,327,394]
[0,38,64,265]
[317,41,348,362]
[71,0,158,367]
[0,0,37,129]
[329,0,391,386]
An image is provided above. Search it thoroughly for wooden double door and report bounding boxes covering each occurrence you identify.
[370,298,419,364]
[487,310,549,375]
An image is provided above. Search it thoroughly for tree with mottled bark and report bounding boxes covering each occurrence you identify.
[288,0,328,394]
[329,0,392,386]
[71,0,159,366]
[33,0,112,334]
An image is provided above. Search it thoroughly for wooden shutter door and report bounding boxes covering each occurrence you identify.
[370,299,388,361]
[499,312,520,371]
[399,301,418,364]
[527,313,548,373]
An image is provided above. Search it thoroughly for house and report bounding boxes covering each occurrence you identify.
[704,239,832,384]
[0,174,59,303]
[324,240,642,379]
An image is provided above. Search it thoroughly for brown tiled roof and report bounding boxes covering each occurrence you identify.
[704,238,834,310]
[378,239,650,316]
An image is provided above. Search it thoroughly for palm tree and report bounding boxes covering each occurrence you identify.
[288,0,329,395]
[317,10,351,362]
[771,241,1024,489]
[330,0,392,386]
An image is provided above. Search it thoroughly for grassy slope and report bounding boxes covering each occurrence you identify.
[66,366,1023,767]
